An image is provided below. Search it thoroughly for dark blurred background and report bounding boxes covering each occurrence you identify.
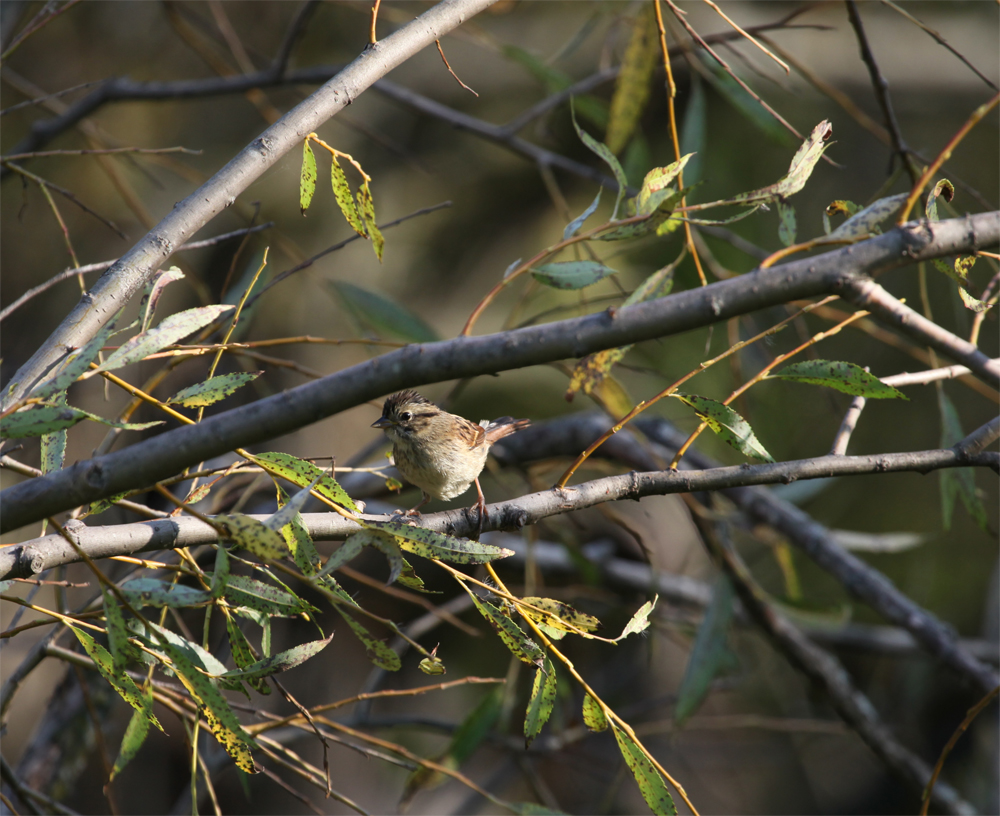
[1,2,997,813]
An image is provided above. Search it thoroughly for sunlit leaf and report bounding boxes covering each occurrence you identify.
[605,4,658,155]
[613,725,676,815]
[300,140,317,214]
[249,451,357,512]
[583,693,608,732]
[728,120,832,206]
[166,371,262,407]
[770,360,907,399]
[419,654,447,675]
[222,574,316,618]
[356,180,384,262]
[327,280,437,344]
[672,394,774,462]
[28,307,125,399]
[335,608,400,670]
[524,657,557,747]
[138,266,185,333]
[331,155,365,235]
[532,260,617,290]
[675,574,735,726]
[96,305,234,372]
[368,520,514,565]
[635,155,692,215]
[1,404,162,439]
[120,578,212,609]
[216,513,290,562]
[219,635,333,682]
[618,595,658,641]
[518,597,602,636]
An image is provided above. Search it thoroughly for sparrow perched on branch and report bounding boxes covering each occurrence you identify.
[372,390,530,531]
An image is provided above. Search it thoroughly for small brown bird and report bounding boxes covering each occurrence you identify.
[371,390,530,529]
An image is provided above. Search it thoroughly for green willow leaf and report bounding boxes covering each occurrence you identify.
[563,189,602,240]
[938,389,988,531]
[727,120,832,206]
[777,200,796,246]
[463,587,544,666]
[69,627,164,732]
[327,280,437,345]
[532,260,617,290]
[335,608,400,671]
[524,657,557,747]
[635,155,692,216]
[300,140,317,214]
[215,513,290,562]
[28,307,125,399]
[672,394,774,462]
[1,404,162,439]
[226,615,268,695]
[583,693,608,732]
[356,180,384,261]
[367,520,514,565]
[138,267,185,333]
[121,578,212,609]
[331,155,365,235]
[96,305,234,372]
[518,597,602,635]
[219,636,333,683]
[166,371,262,407]
[102,586,131,671]
[571,99,627,219]
[699,53,793,147]
[613,726,676,815]
[679,73,706,186]
[40,427,66,474]
[222,574,316,618]
[251,451,357,512]
[770,360,907,399]
[826,193,907,240]
[110,693,153,780]
[675,574,735,726]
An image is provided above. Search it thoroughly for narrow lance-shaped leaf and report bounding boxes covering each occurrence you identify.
[699,52,793,147]
[139,266,185,333]
[769,360,907,399]
[250,451,357,512]
[635,154,693,216]
[222,574,317,618]
[518,597,602,636]
[679,72,706,186]
[102,585,131,671]
[327,280,438,345]
[28,306,125,399]
[224,615,265,695]
[583,693,608,732]
[40,427,66,474]
[121,578,212,609]
[335,608,400,671]
[938,389,988,531]
[300,140,317,214]
[613,725,677,815]
[826,193,907,240]
[675,574,735,726]
[331,155,366,235]
[571,99,627,219]
[166,371,262,407]
[524,656,557,747]
[1,404,163,439]
[367,520,514,565]
[97,304,234,372]
[672,393,774,462]
[219,635,333,682]
[263,476,320,532]
[777,200,796,246]
[462,586,545,666]
[532,260,617,290]
[563,189,602,241]
[605,4,658,155]
[316,536,364,578]
[356,180,384,262]
[215,513,290,562]
[925,179,954,223]
[110,691,153,781]
[211,545,230,598]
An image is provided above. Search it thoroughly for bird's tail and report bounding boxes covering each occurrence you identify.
[483,417,531,444]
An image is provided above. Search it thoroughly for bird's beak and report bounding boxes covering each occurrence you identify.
[371,416,393,429]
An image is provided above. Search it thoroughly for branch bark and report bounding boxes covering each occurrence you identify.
[1,214,996,532]
[1,0,500,407]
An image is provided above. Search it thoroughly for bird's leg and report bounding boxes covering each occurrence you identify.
[405,492,431,517]
[471,477,488,539]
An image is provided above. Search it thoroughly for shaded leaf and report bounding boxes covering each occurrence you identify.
[263,477,320,532]
[110,693,153,780]
[317,536,364,578]
[699,53,793,147]
[250,451,357,512]
[770,360,907,399]
[571,99,627,218]
[613,726,676,815]
[826,193,907,240]
[672,394,774,462]
[40,427,66,474]
[226,614,268,695]
[605,4,658,155]
[532,260,617,290]
[396,556,437,593]
[331,155,365,235]
[300,140,317,214]
[97,305,234,372]
[166,371,262,407]
[925,179,954,222]
[219,635,332,682]
[102,586,131,671]
[583,693,608,732]
[938,389,988,531]
[503,45,607,128]
[675,574,735,726]
[563,189,602,241]
[216,513,290,562]
[327,280,437,344]
[121,578,212,609]
[335,608,400,670]
[679,72,706,186]
[524,656,557,747]
[777,200,796,246]
[367,520,514,565]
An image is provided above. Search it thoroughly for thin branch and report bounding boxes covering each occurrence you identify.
[1,213,996,529]
[830,395,866,455]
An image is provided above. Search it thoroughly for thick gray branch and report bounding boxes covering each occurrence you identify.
[1,0,499,407]
[1,214,996,532]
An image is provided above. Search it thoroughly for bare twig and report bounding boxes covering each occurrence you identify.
[830,395,866,455]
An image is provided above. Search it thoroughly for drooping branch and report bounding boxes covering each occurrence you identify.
[1,0,501,407]
[1,214,996,532]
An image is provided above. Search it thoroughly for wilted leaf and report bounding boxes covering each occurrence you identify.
[300,140,317,214]
[328,280,436,344]
[524,657,557,747]
[605,4,659,155]
[925,179,954,222]
[770,360,907,399]
[167,371,262,407]
[618,595,658,641]
[728,120,832,206]
[613,725,676,815]
[672,393,774,462]
[532,260,617,290]
[97,305,234,372]
[139,266,185,333]
[635,155,693,216]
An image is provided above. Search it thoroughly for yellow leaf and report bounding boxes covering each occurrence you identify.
[606,5,660,155]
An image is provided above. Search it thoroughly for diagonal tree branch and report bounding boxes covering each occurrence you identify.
[0,214,996,533]
[1,0,501,408]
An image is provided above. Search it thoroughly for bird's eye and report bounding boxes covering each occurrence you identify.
[400,412,412,422]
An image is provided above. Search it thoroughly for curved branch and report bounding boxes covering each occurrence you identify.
[1,214,996,532]
[1,0,500,407]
